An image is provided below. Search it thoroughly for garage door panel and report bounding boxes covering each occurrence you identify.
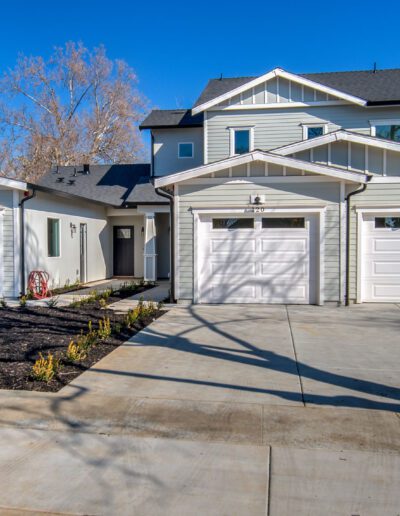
[260,261,308,276]
[260,238,307,253]
[210,238,256,253]
[211,262,256,276]
[374,284,400,298]
[373,261,400,275]
[260,284,308,303]
[373,238,400,252]
[210,283,257,301]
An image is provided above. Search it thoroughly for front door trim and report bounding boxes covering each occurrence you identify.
[193,206,326,305]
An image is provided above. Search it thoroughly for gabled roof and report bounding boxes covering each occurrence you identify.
[37,164,168,207]
[192,67,400,114]
[140,109,203,129]
[272,130,400,156]
[154,150,369,188]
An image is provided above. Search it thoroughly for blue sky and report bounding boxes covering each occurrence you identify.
[1,0,399,110]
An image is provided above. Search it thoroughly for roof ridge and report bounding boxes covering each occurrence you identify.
[301,67,400,75]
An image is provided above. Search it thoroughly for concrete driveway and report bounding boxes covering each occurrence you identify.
[0,304,400,515]
[64,303,400,411]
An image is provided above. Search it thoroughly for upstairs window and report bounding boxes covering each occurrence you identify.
[370,119,400,142]
[47,218,60,257]
[229,127,254,156]
[178,142,193,158]
[302,124,328,140]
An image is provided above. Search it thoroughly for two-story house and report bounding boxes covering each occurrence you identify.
[141,67,400,305]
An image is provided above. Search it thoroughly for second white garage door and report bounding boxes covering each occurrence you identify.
[197,214,317,304]
[361,214,400,302]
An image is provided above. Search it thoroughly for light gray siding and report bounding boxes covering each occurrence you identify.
[0,189,16,298]
[177,178,342,303]
[206,106,400,163]
[153,128,203,176]
[348,183,400,301]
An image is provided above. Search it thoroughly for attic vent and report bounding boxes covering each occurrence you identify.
[68,179,76,186]
[83,164,90,174]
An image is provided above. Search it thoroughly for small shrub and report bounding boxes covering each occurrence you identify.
[113,322,122,334]
[66,340,87,361]
[32,352,60,382]
[0,298,8,309]
[26,289,35,300]
[19,296,28,308]
[99,298,107,308]
[98,316,112,340]
[157,301,164,311]
[124,308,140,328]
[45,297,59,308]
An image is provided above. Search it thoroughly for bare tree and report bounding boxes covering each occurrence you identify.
[0,42,148,181]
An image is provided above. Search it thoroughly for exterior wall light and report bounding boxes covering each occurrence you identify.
[70,223,77,236]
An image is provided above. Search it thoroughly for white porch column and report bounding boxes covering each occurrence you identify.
[144,212,157,281]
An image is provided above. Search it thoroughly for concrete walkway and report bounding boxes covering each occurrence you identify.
[0,304,399,514]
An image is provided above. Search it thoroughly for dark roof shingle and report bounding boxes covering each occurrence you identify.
[193,68,400,108]
[37,164,167,207]
[140,109,203,129]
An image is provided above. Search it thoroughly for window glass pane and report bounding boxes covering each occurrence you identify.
[234,130,250,154]
[212,218,254,229]
[179,143,193,158]
[375,217,400,229]
[375,125,400,142]
[307,127,324,139]
[47,218,60,257]
[117,228,132,239]
[262,217,305,228]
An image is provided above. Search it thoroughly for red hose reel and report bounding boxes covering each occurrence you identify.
[27,271,51,299]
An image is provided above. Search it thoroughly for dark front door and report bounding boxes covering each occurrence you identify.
[113,226,134,276]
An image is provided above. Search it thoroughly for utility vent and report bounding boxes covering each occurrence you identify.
[83,164,90,174]
[56,177,64,183]
[68,179,76,186]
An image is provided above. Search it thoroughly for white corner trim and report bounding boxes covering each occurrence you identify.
[0,209,4,298]
[356,210,363,303]
[12,190,21,297]
[204,110,208,164]
[273,129,400,156]
[154,150,368,187]
[191,67,367,115]
[174,184,180,300]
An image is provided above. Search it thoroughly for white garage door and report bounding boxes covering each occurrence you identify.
[197,214,317,304]
[362,214,400,302]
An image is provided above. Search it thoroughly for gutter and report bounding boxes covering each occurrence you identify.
[345,177,372,306]
[19,188,36,295]
[154,185,175,303]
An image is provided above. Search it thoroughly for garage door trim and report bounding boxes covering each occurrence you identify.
[193,206,326,305]
[357,207,400,302]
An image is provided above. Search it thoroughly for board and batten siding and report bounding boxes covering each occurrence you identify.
[177,179,342,303]
[206,106,400,163]
[0,189,16,298]
[348,183,400,301]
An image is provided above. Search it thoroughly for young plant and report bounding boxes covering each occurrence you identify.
[32,352,60,382]
[19,296,27,308]
[0,298,8,309]
[124,308,139,328]
[66,340,87,361]
[99,298,107,308]
[45,297,59,308]
[98,316,112,340]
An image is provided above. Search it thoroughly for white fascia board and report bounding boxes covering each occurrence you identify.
[274,130,400,156]
[154,151,368,187]
[0,176,27,191]
[191,68,367,115]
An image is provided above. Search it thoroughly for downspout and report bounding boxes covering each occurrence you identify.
[345,177,372,306]
[19,188,36,295]
[154,186,175,303]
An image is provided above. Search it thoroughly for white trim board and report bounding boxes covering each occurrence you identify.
[273,129,400,156]
[154,150,368,187]
[0,209,4,298]
[0,177,27,191]
[207,100,350,111]
[192,67,366,115]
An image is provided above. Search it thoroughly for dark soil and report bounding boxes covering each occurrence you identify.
[0,302,164,392]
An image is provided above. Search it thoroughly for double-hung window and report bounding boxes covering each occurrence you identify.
[229,127,254,156]
[47,218,60,257]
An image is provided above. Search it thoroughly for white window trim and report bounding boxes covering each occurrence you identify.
[302,123,328,140]
[370,119,400,138]
[192,206,325,305]
[178,142,194,159]
[47,217,61,258]
[229,126,254,157]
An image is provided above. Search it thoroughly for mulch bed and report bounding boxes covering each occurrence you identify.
[0,299,164,392]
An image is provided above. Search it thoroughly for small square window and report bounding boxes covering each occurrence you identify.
[375,217,400,229]
[307,126,324,139]
[212,218,254,229]
[234,130,250,154]
[178,143,193,158]
[47,218,60,257]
